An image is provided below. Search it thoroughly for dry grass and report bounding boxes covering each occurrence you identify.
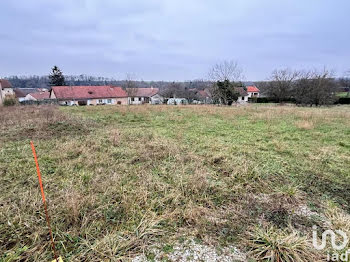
[295,120,315,130]
[247,226,323,261]
[0,104,349,261]
[0,105,93,143]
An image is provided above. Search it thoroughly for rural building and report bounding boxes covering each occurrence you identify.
[14,88,49,102]
[167,98,189,105]
[236,87,249,103]
[246,85,260,98]
[50,85,128,106]
[0,79,14,105]
[25,91,50,101]
[127,87,163,105]
[196,89,212,104]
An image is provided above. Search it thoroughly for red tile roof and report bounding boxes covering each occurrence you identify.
[0,79,12,88]
[126,87,159,97]
[246,86,260,93]
[52,86,127,100]
[29,91,50,100]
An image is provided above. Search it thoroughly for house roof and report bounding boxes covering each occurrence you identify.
[14,88,45,98]
[0,79,12,88]
[126,87,159,97]
[246,86,260,93]
[52,86,127,100]
[28,91,50,100]
[197,90,211,98]
[236,87,248,96]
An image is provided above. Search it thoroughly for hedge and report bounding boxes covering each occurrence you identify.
[256,97,296,103]
[336,97,350,104]
[20,99,59,105]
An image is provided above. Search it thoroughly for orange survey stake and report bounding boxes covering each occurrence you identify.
[30,141,61,262]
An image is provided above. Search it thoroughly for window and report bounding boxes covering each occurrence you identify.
[131,97,134,101]
[107,99,112,104]
[242,96,244,100]
[99,99,103,104]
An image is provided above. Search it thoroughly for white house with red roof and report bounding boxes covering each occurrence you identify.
[246,85,260,98]
[126,87,163,105]
[50,86,128,106]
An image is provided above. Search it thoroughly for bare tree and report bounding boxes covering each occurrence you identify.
[266,68,300,102]
[208,60,244,105]
[124,73,138,97]
[208,60,244,82]
[294,68,336,106]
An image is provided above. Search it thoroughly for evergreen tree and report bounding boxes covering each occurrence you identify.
[213,79,241,105]
[49,66,66,86]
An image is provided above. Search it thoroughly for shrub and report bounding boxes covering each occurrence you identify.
[3,97,17,106]
[248,226,322,261]
[335,97,350,104]
[256,97,279,103]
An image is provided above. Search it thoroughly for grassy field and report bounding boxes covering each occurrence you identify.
[337,92,349,97]
[1,104,350,261]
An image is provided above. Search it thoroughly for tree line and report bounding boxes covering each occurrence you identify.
[5,64,350,106]
[207,61,349,106]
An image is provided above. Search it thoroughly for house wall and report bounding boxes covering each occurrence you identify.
[0,85,15,105]
[128,94,164,105]
[58,97,128,106]
[129,96,154,105]
[25,94,37,101]
[128,97,144,105]
[247,92,259,98]
[237,96,249,103]
[50,91,56,99]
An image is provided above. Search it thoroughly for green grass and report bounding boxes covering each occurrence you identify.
[0,104,349,261]
[336,92,349,97]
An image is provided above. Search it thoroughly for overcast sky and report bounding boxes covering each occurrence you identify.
[1,0,349,81]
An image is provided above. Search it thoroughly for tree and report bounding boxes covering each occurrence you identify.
[123,73,138,97]
[161,82,184,98]
[293,69,336,106]
[212,79,241,105]
[208,60,243,82]
[208,60,244,105]
[266,68,300,102]
[49,66,65,86]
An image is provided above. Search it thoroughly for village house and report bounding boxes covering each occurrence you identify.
[25,91,50,101]
[246,85,260,98]
[0,79,14,105]
[50,85,128,105]
[127,87,163,105]
[196,89,212,104]
[13,88,49,102]
[236,87,249,103]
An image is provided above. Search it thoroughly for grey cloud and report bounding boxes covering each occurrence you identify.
[0,0,349,80]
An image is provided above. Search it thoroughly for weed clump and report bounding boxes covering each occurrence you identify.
[248,226,322,261]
